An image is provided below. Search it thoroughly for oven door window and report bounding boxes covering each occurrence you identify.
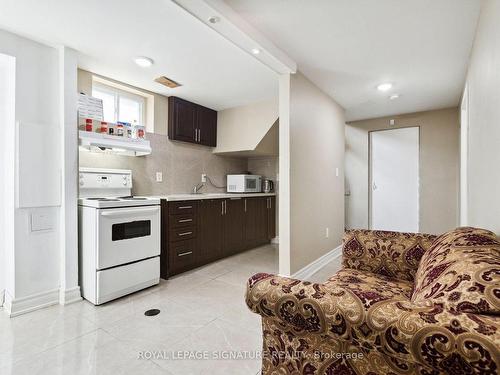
[112,220,151,241]
[246,179,256,189]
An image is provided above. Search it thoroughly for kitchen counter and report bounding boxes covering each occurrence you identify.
[155,192,276,202]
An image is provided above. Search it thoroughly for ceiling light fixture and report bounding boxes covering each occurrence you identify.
[251,48,261,55]
[208,16,220,24]
[134,56,154,68]
[389,94,400,100]
[377,83,392,92]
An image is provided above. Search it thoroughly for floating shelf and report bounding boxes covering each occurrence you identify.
[78,131,152,156]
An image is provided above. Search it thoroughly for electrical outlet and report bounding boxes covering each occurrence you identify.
[201,174,207,183]
[155,172,163,182]
[325,227,329,238]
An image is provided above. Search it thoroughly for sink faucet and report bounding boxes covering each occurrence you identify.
[192,183,204,194]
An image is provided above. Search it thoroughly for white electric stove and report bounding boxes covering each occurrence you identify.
[78,168,160,305]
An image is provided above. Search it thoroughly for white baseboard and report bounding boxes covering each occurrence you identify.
[59,286,82,305]
[271,236,279,244]
[292,245,342,280]
[4,288,59,317]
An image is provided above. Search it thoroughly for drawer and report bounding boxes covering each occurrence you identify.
[169,213,195,229]
[168,201,196,215]
[168,239,196,275]
[169,226,196,242]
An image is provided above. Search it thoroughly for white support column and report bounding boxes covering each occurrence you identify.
[278,73,291,276]
[0,53,16,310]
[58,46,81,305]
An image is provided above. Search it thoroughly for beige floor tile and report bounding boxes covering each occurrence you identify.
[0,242,346,375]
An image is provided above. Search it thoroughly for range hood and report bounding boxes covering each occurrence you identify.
[78,131,152,156]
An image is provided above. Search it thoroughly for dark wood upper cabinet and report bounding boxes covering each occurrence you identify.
[168,96,217,147]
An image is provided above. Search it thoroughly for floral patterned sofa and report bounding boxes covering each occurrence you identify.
[246,227,500,374]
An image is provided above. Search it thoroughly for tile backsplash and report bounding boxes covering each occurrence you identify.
[79,132,248,195]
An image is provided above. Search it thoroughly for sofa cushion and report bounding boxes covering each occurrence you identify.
[412,227,500,314]
[342,229,437,282]
[325,268,414,306]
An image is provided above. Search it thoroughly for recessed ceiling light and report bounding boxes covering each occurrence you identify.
[208,16,220,24]
[251,48,261,55]
[134,56,154,68]
[389,94,400,100]
[377,83,392,92]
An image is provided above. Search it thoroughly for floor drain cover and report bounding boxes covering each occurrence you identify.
[144,309,160,316]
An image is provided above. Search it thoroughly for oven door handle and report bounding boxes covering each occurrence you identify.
[100,207,159,218]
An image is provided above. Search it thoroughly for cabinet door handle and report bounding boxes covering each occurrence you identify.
[178,251,193,257]
[178,206,193,210]
[244,199,247,212]
[178,218,192,223]
[269,198,272,209]
[224,200,227,214]
[197,128,201,142]
[221,201,224,215]
[178,231,193,237]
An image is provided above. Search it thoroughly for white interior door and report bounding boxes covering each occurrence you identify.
[370,127,419,232]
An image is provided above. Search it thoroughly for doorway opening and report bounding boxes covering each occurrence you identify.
[369,127,420,232]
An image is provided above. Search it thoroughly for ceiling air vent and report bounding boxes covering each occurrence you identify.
[154,76,181,88]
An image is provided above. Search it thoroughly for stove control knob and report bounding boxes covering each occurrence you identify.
[80,180,84,186]
[123,181,128,186]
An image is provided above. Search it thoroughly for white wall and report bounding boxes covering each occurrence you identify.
[214,98,278,154]
[279,72,345,275]
[346,108,460,234]
[0,53,16,306]
[0,29,79,315]
[463,0,500,235]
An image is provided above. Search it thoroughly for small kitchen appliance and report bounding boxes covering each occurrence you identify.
[78,167,160,305]
[227,174,262,193]
[262,179,274,193]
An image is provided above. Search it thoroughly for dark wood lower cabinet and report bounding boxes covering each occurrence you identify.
[197,199,223,264]
[223,198,245,256]
[161,195,276,278]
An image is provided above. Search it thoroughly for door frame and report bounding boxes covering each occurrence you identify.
[368,126,421,231]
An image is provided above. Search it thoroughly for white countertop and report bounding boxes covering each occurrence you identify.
[155,192,276,202]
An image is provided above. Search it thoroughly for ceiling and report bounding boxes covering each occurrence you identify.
[0,0,278,110]
[224,0,482,120]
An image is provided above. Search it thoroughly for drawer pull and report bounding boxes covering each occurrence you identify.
[178,206,193,209]
[178,231,193,236]
[178,251,193,257]
[178,218,193,223]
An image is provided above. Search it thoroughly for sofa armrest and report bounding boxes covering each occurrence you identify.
[370,300,500,373]
[246,273,365,337]
[342,229,437,282]
[246,273,500,374]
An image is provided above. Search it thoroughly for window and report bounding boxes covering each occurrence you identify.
[92,81,146,125]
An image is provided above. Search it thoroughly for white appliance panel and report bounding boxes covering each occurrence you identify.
[227,174,262,193]
[96,256,160,304]
[97,206,160,269]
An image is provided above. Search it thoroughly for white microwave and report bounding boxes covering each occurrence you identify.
[227,174,262,193]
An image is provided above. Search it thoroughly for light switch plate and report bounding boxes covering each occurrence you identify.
[156,172,163,182]
[31,212,54,232]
